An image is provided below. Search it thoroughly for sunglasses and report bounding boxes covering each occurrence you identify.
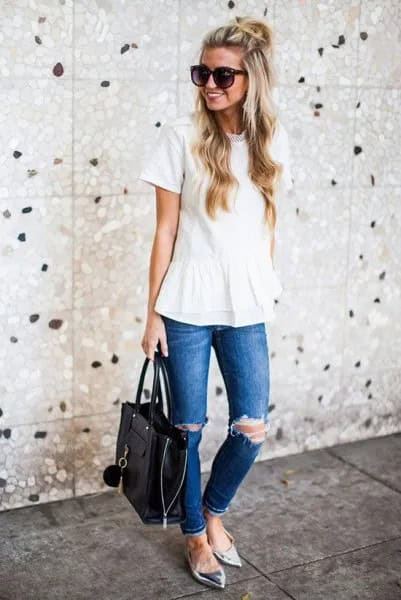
[190,64,248,89]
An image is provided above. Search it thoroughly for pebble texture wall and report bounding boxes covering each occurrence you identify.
[0,1,400,511]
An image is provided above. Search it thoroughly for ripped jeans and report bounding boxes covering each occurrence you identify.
[160,315,271,537]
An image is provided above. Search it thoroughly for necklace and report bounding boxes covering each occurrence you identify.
[225,130,246,142]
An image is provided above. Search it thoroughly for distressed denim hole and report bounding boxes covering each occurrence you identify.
[230,416,268,444]
[176,424,204,431]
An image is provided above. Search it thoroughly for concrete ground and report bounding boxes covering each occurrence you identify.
[1,433,401,600]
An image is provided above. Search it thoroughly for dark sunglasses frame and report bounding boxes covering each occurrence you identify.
[190,64,248,89]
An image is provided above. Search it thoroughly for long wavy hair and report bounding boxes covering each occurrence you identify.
[191,16,282,235]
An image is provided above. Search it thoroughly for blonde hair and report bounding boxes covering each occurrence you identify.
[191,16,282,235]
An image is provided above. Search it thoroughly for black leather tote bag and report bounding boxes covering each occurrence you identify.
[103,348,188,528]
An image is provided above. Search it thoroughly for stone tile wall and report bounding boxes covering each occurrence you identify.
[0,1,400,510]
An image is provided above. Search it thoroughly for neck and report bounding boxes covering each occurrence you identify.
[215,109,244,135]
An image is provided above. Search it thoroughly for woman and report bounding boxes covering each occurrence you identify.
[139,15,293,591]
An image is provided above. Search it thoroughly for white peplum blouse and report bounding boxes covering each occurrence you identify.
[138,112,293,327]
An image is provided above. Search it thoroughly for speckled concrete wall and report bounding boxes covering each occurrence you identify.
[1,1,400,511]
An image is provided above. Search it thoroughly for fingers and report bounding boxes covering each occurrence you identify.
[141,315,169,360]
[159,338,168,358]
[141,338,168,361]
[141,339,157,362]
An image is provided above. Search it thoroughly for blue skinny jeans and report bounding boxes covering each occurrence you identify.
[160,315,271,537]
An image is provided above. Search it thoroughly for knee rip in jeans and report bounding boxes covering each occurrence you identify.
[230,416,269,444]
[176,423,204,431]
[175,414,209,437]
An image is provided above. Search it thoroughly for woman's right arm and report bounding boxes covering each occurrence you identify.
[141,185,180,361]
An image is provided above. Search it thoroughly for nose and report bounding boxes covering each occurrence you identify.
[204,72,218,88]
[205,74,225,94]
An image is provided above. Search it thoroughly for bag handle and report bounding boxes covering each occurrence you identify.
[134,346,173,425]
[134,354,160,428]
[157,351,173,421]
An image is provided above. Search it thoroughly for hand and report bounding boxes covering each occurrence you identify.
[141,311,168,362]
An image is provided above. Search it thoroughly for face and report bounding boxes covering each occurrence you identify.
[198,46,248,114]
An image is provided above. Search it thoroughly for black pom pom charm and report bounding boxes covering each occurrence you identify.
[103,464,121,487]
[103,444,129,494]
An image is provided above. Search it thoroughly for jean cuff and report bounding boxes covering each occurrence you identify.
[202,500,228,517]
[182,526,206,537]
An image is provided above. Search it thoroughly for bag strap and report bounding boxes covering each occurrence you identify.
[134,355,160,428]
[156,351,173,421]
[134,347,173,424]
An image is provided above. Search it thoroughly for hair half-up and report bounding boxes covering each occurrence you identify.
[190,15,283,236]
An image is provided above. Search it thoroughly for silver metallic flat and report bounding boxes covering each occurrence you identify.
[208,527,242,568]
[184,546,226,590]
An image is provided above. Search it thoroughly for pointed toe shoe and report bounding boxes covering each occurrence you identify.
[184,546,226,590]
[209,527,242,568]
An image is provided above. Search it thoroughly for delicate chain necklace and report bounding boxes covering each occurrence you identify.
[225,130,246,142]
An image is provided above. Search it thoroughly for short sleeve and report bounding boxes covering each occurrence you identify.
[138,123,185,194]
[272,119,294,194]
